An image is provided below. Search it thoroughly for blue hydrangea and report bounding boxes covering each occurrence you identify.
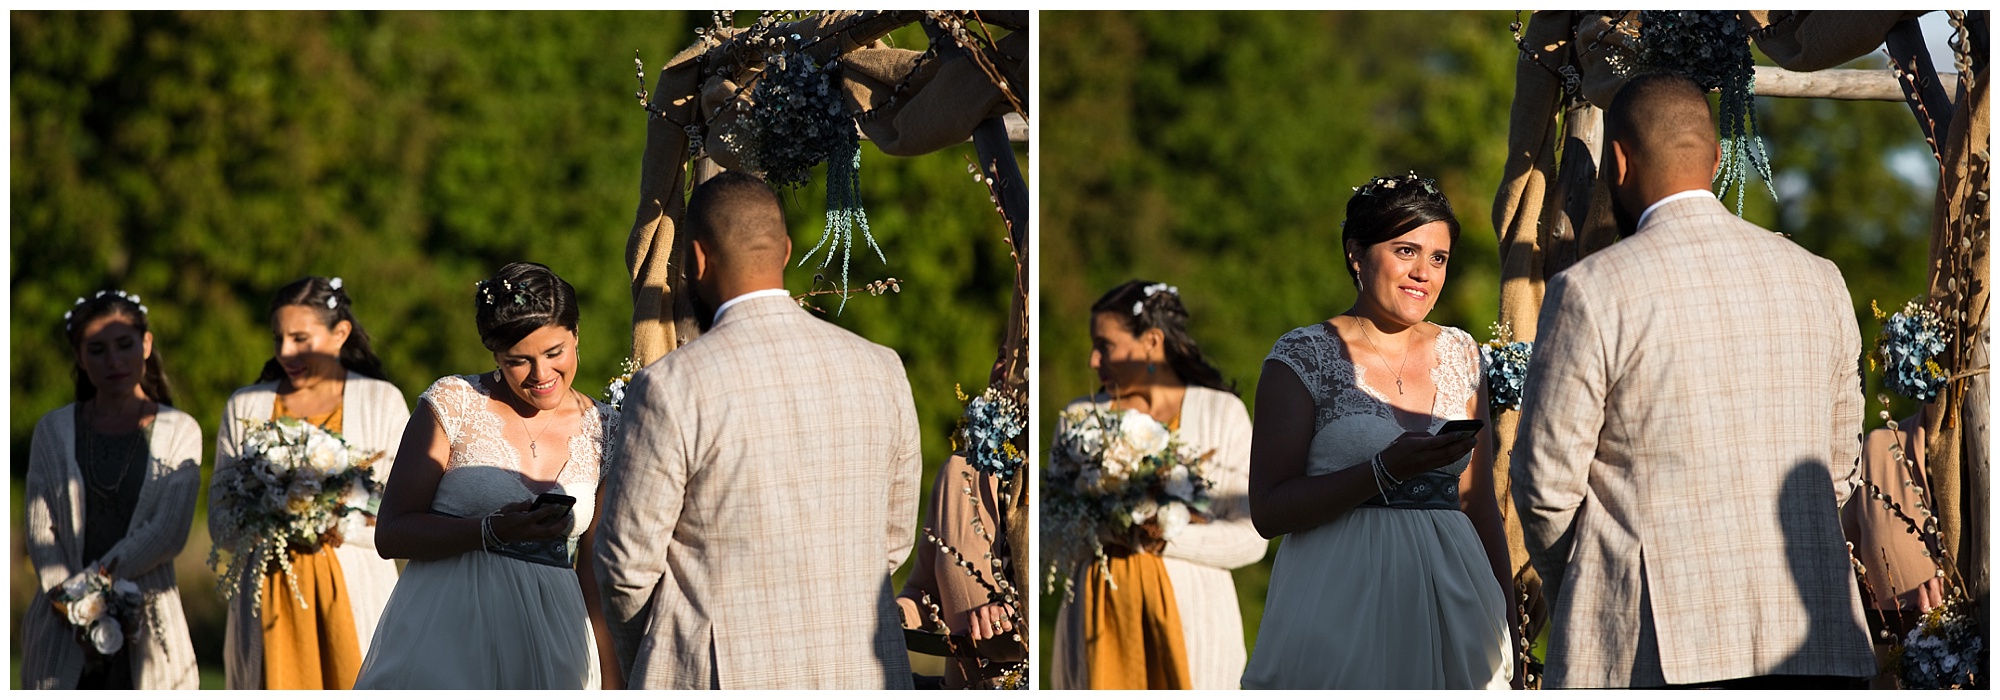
[1877,300,1951,402]
[1481,340,1533,411]
[960,388,1024,479]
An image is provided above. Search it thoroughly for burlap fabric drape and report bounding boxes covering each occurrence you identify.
[626,12,1026,366]
[1492,9,1983,654]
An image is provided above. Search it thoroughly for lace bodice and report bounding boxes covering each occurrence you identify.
[419,374,619,539]
[1265,323,1480,508]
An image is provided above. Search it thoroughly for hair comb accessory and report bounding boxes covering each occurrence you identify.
[1131,283,1181,316]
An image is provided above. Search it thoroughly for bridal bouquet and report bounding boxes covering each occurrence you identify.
[50,568,150,657]
[1042,404,1214,597]
[1899,595,1985,689]
[209,418,383,607]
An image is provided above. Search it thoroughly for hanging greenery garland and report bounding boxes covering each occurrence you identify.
[724,39,884,313]
[1635,10,1774,215]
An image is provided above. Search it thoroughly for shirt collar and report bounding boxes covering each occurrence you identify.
[711,288,791,326]
[1635,189,1716,232]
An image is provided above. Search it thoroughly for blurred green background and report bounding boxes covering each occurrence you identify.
[1037,10,1941,687]
[11,11,1023,687]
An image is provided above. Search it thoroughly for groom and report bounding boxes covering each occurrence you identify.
[1511,73,1874,689]
[595,171,924,689]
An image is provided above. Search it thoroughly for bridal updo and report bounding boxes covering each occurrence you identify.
[1340,172,1461,287]
[473,262,580,352]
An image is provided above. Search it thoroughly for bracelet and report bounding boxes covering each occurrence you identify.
[1369,460,1391,496]
[481,514,510,551]
[1371,453,1403,491]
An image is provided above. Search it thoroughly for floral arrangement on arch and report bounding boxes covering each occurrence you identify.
[954,384,1025,480]
[1480,321,1533,412]
[50,568,151,658]
[1042,404,1214,599]
[603,357,643,413]
[1872,299,1953,402]
[208,418,383,608]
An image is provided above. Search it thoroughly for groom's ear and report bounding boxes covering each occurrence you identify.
[690,237,711,282]
[1607,138,1632,189]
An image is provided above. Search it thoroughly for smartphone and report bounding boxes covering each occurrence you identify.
[1435,419,1485,437]
[533,492,577,514]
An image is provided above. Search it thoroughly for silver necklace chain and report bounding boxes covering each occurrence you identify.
[1355,318,1413,395]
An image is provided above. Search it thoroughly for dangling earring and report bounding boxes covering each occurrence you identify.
[1147,362,1157,375]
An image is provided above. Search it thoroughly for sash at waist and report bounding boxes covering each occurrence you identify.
[1358,470,1462,511]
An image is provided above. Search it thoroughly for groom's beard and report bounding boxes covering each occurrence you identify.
[1610,190,1639,237]
[690,287,717,333]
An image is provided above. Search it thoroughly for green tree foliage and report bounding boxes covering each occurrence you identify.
[1038,10,1936,687]
[12,10,1020,686]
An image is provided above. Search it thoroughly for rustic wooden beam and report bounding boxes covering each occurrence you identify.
[1753,66,1961,101]
[858,112,1026,144]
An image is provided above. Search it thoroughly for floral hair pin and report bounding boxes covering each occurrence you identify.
[475,279,535,309]
[326,277,345,309]
[1132,283,1179,316]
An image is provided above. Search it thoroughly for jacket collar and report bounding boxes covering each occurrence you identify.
[709,292,800,331]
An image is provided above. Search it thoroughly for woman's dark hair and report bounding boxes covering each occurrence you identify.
[257,276,390,383]
[1341,172,1461,286]
[1090,279,1235,394]
[66,290,176,406]
[473,262,580,352]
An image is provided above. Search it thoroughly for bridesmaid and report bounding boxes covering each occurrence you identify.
[208,276,409,689]
[22,290,201,689]
[1051,280,1268,690]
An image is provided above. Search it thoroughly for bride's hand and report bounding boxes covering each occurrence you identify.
[491,500,572,543]
[1377,430,1478,481]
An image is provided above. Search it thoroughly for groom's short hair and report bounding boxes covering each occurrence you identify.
[1605,73,1718,174]
[687,170,790,271]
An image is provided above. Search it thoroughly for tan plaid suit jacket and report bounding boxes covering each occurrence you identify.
[595,294,923,689]
[1512,195,1875,688]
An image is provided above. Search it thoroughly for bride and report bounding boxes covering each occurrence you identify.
[1240,173,1518,689]
[356,263,621,689]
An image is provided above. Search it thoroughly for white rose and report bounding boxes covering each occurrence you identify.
[88,617,124,655]
[305,431,347,474]
[1157,500,1192,542]
[1116,410,1171,456]
[66,590,106,627]
[266,444,299,473]
[1164,465,1194,501]
[1130,499,1158,524]
[1100,441,1138,478]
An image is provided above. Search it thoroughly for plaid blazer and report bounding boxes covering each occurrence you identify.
[1512,195,1875,687]
[595,294,923,689]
